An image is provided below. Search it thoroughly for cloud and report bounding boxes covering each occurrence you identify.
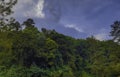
[12,0,120,40]
[36,0,45,18]
[13,0,45,18]
[43,0,61,22]
[24,0,45,18]
[65,24,84,33]
[94,28,111,41]
[95,33,108,41]
[13,0,34,11]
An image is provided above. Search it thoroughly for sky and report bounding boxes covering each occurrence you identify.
[12,0,120,40]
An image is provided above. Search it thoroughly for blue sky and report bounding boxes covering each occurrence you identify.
[12,0,120,40]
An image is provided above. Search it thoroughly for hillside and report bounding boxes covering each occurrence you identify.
[0,19,120,77]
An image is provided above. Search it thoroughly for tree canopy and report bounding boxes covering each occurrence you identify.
[0,0,120,77]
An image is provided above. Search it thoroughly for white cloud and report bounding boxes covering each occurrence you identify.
[35,0,45,18]
[95,33,108,41]
[13,0,45,18]
[23,0,45,18]
[94,28,111,41]
[65,24,84,32]
[13,0,34,10]
[24,0,45,18]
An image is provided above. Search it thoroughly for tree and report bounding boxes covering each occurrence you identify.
[110,21,120,42]
[23,18,35,28]
[0,0,17,32]
[0,0,17,18]
[0,0,18,67]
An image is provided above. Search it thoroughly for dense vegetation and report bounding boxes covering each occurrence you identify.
[0,0,120,77]
[0,18,120,77]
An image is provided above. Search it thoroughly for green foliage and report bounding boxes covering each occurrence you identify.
[0,1,120,76]
[0,14,120,77]
[0,25,120,77]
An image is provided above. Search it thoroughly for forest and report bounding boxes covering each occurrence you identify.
[0,0,120,77]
